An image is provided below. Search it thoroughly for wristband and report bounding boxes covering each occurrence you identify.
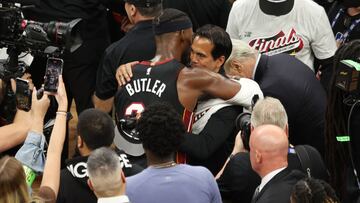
[23,165,36,187]
[56,111,67,116]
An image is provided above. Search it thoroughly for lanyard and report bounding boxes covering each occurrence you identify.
[331,8,360,42]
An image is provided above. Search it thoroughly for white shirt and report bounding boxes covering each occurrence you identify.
[226,0,337,71]
[259,167,286,192]
[98,195,130,203]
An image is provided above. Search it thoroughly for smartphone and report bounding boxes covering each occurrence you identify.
[44,57,63,92]
[16,78,32,111]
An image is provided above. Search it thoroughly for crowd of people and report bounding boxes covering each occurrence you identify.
[1,0,360,202]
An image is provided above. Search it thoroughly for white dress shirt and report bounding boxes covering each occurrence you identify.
[259,167,286,192]
[98,195,130,203]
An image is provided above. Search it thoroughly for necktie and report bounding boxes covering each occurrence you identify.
[251,186,260,202]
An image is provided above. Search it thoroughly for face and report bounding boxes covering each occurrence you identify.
[190,36,224,72]
[228,58,256,79]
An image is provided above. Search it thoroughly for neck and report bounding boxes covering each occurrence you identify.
[134,16,154,24]
[259,162,287,178]
[147,152,175,166]
[153,35,183,62]
[347,7,360,16]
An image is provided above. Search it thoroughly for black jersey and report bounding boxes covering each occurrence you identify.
[114,59,193,163]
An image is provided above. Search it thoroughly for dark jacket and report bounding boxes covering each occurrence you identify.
[252,168,305,203]
[56,150,143,203]
[255,54,327,155]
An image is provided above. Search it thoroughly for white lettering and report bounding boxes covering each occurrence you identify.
[156,84,166,97]
[119,154,132,168]
[152,80,160,94]
[134,80,141,92]
[146,78,152,92]
[126,84,135,96]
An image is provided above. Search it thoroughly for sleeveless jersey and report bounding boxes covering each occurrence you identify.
[115,59,193,163]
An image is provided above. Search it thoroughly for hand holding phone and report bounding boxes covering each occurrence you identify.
[16,78,32,112]
[44,57,63,92]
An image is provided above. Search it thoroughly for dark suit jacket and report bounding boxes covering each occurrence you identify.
[255,54,327,155]
[252,168,305,203]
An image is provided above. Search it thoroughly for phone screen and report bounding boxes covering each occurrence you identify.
[44,57,63,92]
[16,78,32,112]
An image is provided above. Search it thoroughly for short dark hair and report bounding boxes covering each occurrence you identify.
[77,109,115,150]
[194,24,232,61]
[136,102,185,158]
[137,4,162,18]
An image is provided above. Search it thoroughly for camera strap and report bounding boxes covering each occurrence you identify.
[294,145,312,177]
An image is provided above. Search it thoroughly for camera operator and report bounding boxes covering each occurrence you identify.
[20,0,119,114]
[216,97,328,203]
[0,74,36,155]
[325,40,360,202]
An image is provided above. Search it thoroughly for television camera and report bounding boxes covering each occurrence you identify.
[0,0,81,122]
[0,0,82,81]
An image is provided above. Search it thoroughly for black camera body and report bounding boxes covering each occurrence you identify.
[235,112,252,151]
[0,1,82,81]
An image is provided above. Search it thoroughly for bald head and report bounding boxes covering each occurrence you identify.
[249,125,289,177]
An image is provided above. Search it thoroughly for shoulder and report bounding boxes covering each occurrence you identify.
[295,0,326,17]
[232,0,255,11]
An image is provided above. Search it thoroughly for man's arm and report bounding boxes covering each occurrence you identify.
[93,94,113,113]
[0,110,31,152]
[178,67,263,111]
[180,106,241,160]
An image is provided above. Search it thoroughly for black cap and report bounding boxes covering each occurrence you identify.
[259,0,294,16]
[124,0,162,7]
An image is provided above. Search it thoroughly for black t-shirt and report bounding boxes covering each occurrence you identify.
[328,5,360,44]
[95,20,156,100]
[57,150,143,203]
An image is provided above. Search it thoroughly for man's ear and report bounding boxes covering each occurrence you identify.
[215,56,226,69]
[87,179,94,191]
[231,59,243,73]
[255,150,262,163]
[77,136,83,148]
[285,124,289,138]
[129,4,137,17]
[121,171,126,183]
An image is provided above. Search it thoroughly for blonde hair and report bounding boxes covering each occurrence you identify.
[0,156,30,203]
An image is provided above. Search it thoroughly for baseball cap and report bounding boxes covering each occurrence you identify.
[123,0,162,8]
[113,119,145,157]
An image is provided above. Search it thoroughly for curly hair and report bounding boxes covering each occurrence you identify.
[291,177,339,203]
[136,102,185,158]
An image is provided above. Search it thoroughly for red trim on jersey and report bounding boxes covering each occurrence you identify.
[176,109,194,164]
[139,58,174,66]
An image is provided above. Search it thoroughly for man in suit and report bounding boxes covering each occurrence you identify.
[250,125,304,203]
[224,39,327,155]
